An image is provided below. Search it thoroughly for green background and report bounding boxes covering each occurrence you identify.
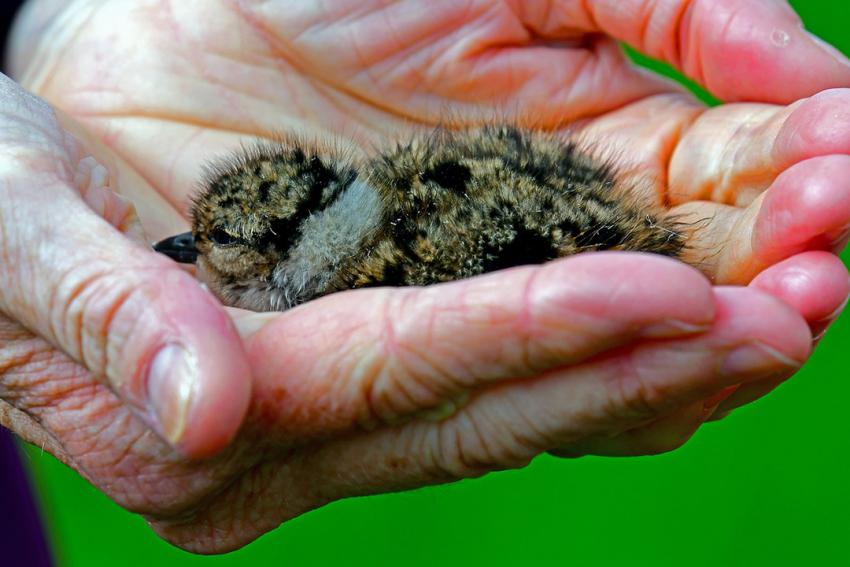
[16,1,850,565]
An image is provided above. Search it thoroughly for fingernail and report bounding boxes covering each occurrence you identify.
[803,28,850,70]
[811,293,850,343]
[816,293,850,324]
[641,319,711,339]
[828,225,850,249]
[721,342,801,380]
[147,344,198,445]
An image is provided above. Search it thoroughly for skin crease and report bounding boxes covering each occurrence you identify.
[0,0,850,554]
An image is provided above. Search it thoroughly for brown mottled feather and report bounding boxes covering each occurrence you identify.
[188,126,685,312]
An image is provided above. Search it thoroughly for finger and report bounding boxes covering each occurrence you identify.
[672,155,850,284]
[773,89,850,170]
[52,109,192,239]
[0,309,264,518]
[669,89,850,209]
[159,285,812,551]
[753,157,850,261]
[531,0,850,103]
[704,252,850,420]
[247,0,682,126]
[0,76,250,458]
[241,253,715,438]
[549,401,710,458]
[574,92,704,185]
[577,94,850,286]
[362,285,807,478]
[750,251,850,333]
[707,373,786,420]
[552,379,741,457]
[421,287,809,470]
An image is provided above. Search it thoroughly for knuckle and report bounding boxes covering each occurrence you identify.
[357,290,458,426]
[602,356,673,422]
[428,409,537,480]
[429,418,494,479]
[779,89,850,158]
[49,260,144,377]
[514,267,558,374]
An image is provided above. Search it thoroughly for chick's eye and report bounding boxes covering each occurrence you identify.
[210,228,240,246]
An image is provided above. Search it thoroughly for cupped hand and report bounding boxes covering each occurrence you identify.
[13,0,850,283]
[2,0,850,553]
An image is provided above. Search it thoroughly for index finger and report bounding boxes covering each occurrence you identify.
[239,252,715,438]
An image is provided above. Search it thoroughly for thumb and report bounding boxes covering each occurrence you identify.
[0,75,250,458]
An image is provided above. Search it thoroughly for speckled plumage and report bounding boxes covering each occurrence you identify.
[170,126,685,312]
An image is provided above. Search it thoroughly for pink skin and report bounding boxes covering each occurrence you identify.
[0,0,849,553]
[542,0,850,103]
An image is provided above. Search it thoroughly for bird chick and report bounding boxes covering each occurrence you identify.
[155,126,685,312]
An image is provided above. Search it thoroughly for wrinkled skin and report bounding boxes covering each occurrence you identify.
[1,0,850,554]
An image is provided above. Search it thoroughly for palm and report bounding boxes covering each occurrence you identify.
[21,0,846,285]
[5,0,850,553]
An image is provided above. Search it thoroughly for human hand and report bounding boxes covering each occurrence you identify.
[13,0,850,283]
[2,0,849,553]
[20,0,850,433]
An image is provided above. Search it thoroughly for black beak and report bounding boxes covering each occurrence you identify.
[153,232,198,264]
